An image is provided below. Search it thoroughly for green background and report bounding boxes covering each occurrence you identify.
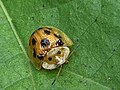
[0,0,120,90]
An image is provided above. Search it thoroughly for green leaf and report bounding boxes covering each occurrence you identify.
[0,0,120,90]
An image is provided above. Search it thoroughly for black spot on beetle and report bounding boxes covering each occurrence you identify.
[56,39,64,46]
[57,51,61,54]
[37,54,43,60]
[54,34,62,38]
[48,57,52,61]
[31,31,35,36]
[41,38,50,48]
[38,27,43,30]
[33,49,36,58]
[44,30,50,35]
[32,38,36,45]
[29,42,30,46]
[47,27,52,30]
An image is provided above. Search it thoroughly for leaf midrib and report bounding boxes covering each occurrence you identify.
[0,0,36,90]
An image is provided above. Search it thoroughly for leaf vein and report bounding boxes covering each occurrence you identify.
[65,70,112,90]
[0,1,36,90]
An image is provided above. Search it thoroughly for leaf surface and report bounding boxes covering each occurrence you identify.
[0,0,120,90]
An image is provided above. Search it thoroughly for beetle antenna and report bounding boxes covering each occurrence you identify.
[51,65,62,85]
[67,44,80,59]
[51,44,80,85]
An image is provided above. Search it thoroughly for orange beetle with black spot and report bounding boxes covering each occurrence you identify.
[28,26,73,70]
